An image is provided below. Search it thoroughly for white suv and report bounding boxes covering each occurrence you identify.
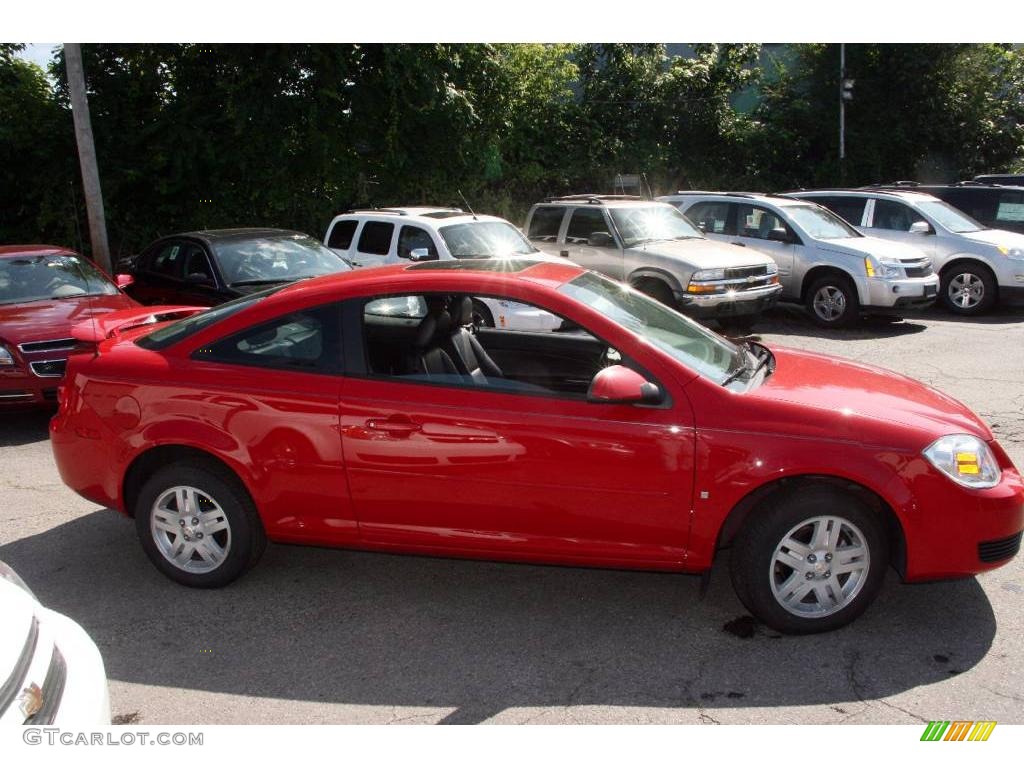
[787,189,1024,315]
[324,207,561,331]
[661,192,940,327]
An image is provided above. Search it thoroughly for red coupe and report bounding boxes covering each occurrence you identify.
[50,258,1023,633]
[1,245,138,408]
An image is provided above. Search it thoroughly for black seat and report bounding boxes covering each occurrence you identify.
[447,297,503,384]
[405,301,459,378]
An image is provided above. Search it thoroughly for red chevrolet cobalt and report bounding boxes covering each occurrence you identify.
[1,245,138,408]
[50,259,1023,633]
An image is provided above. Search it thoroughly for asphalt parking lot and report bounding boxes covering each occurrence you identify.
[1,303,1022,725]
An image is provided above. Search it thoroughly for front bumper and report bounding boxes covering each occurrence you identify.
[1000,284,1024,307]
[860,273,940,311]
[675,283,783,319]
[0,367,63,408]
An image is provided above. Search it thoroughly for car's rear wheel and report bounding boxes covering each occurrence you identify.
[940,264,996,315]
[135,461,266,588]
[729,485,889,634]
[633,278,676,309]
[806,275,859,328]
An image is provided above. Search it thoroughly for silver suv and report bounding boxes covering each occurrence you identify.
[524,195,782,330]
[662,192,939,328]
[787,189,1024,315]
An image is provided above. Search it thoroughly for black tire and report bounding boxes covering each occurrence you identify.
[470,299,495,328]
[805,275,859,328]
[134,461,267,588]
[940,263,997,316]
[729,485,889,634]
[717,314,758,334]
[633,278,676,308]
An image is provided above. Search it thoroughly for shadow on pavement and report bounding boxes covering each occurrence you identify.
[0,508,997,724]
[0,410,53,448]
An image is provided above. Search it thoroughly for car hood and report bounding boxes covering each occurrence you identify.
[958,228,1024,249]
[818,236,928,262]
[626,238,774,268]
[750,346,991,445]
[0,575,36,687]
[0,294,137,345]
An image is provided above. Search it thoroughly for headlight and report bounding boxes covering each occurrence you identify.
[0,344,15,366]
[865,257,900,278]
[0,560,36,599]
[922,434,1001,489]
[691,268,725,282]
[996,245,1024,261]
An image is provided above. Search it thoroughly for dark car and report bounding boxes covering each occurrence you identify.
[119,228,352,307]
[865,182,1024,235]
[974,173,1024,185]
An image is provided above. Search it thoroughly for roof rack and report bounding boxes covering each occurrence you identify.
[541,194,644,204]
[341,207,409,216]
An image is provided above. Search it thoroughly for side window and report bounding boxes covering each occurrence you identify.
[360,293,609,399]
[870,200,918,231]
[327,220,358,250]
[397,225,438,260]
[194,304,341,373]
[527,207,566,242]
[685,202,731,234]
[181,244,215,282]
[565,208,611,244]
[995,191,1024,224]
[356,221,395,255]
[148,242,185,278]
[815,196,866,226]
[736,205,788,240]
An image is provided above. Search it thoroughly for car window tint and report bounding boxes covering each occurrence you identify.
[397,225,438,259]
[736,205,787,240]
[527,207,565,241]
[815,196,866,226]
[566,208,610,244]
[686,202,731,234]
[181,244,215,281]
[996,191,1024,223]
[194,304,341,373]
[870,200,917,231]
[327,220,358,250]
[150,243,184,278]
[357,221,395,255]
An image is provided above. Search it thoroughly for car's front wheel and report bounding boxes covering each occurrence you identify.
[806,275,859,328]
[135,461,266,588]
[729,485,889,634]
[940,263,996,315]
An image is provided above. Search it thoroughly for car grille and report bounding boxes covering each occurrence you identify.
[904,264,933,278]
[0,616,39,717]
[978,531,1022,563]
[18,338,77,354]
[725,265,769,280]
[30,359,67,378]
[23,646,67,725]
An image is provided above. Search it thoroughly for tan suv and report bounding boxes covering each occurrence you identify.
[524,195,782,330]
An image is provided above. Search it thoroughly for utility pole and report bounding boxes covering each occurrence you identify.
[839,44,855,185]
[64,43,111,273]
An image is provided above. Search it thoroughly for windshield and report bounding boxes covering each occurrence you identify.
[785,205,862,239]
[0,254,118,305]
[559,271,742,384]
[915,200,984,233]
[437,221,538,259]
[215,234,350,286]
[609,205,704,247]
[136,285,286,350]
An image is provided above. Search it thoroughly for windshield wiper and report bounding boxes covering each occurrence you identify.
[230,278,298,287]
[720,342,774,388]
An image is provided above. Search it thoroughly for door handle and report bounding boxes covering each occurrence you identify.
[559,250,570,258]
[731,241,746,247]
[365,417,422,435]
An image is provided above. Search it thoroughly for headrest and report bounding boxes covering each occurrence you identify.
[451,296,474,327]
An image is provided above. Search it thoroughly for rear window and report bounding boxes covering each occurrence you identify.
[996,191,1024,223]
[527,207,565,241]
[327,220,358,249]
[136,285,286,350]
[356,222,395,255]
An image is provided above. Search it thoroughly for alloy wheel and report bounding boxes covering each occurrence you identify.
[947,272,984,309]
[812,286,846,322]
[150,485,232,574]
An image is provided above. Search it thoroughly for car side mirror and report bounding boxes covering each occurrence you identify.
[407,247,437,262]
[185,272,214,287]
[114,273,134,290]
[587,365,662,405]
[767,227,792,243]
[696,221,708,233]
[587,231,614,248]
[909,220,932,235]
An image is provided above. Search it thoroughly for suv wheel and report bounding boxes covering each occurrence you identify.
[806,275,858,328]
[941,265,996,315]
[135,461,267,588]
[730,485,889,634]
[633,278,675,309]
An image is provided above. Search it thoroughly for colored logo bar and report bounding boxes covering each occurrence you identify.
[921,721,996,741]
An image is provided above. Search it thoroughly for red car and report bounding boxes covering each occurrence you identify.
[50,259,1023,633]
[1,245,138,408]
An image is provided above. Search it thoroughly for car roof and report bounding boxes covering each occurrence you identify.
[164,228,309,244]
[0,244,79,258]
[331,208,508,227]
[663,192,809,207]
[534,195,670,208]
[788,188,942,202]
